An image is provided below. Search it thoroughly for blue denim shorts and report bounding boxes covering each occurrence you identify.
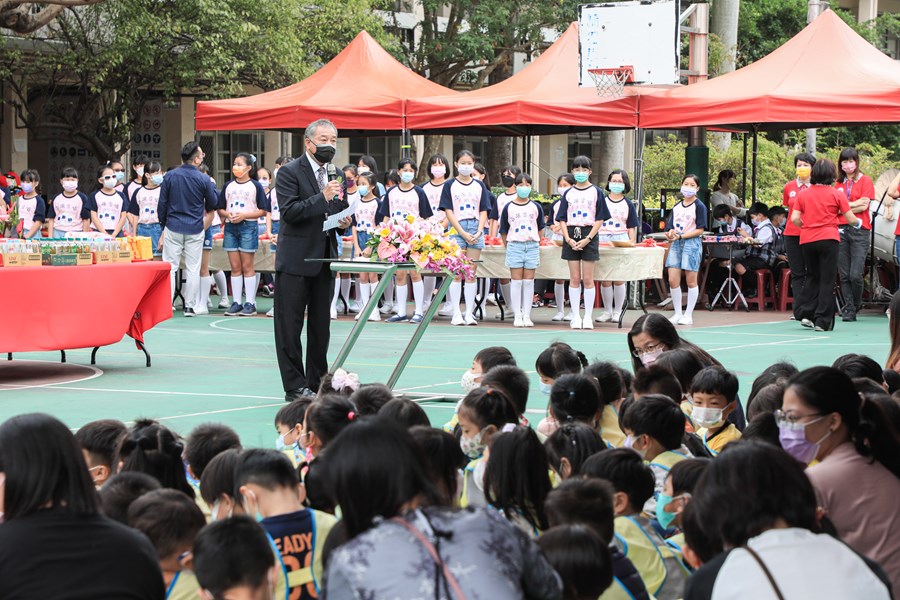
[597,232,629,243]
[137,222,163,256]
[665,237,703,271]
[269,221,279,252]
[451,218,484,250]
[505,240,540,269]
[203,224,221,250]
[223,220,259,253]
[353,231,371,258]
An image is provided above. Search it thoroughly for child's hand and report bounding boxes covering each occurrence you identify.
[363,247,372,257]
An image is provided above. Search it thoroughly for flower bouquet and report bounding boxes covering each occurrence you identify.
[366,215,475,279]
[0,199,20,238]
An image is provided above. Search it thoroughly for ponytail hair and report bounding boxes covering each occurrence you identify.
[545,422,606,478]
[305,395,360,448]
[535,342,588,380]
[484,426,552,532]
[458,386,519,430]
[234,152,258,180]
[119,419,194,499]
[549,374,603,426]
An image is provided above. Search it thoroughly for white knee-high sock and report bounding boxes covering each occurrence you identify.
[450,281,462,316]
[554,282,565,312]
[213,271,228,303]
[412,279,425,316]
[501,281,512,306]
[509,280,523,317]
[198,275,212,308]
[583,286,596,321]
[523,280,535,318]
[423,277,436,305]
[671,286,683,318]
[331,277,342,311]
[231,275,244,305]
[464,281,477,316]
[340,276,351,304]
[614,283,627,314]
[383,277,395,304]
[395,284,408,316]
[359,282,371,307]
[686,286,699,317]
[600,285,614,314]
[245,276,257,305]
[569,286,582,319]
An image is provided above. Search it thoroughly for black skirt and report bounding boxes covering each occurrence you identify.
[561,225,599,261]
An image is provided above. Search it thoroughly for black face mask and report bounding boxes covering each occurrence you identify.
[310,143,336,164]
[501,175,515,188]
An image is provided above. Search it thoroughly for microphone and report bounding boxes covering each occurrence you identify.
[325,163,340,202]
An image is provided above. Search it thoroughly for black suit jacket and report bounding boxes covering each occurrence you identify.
[274,155,339,277]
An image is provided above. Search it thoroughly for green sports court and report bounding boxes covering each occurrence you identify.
[0,299,890,446]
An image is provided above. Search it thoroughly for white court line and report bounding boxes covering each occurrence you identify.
[689,319,791,330]
[0,361,104,391]
[208,318,272,335]
[31,384,283,401]
[691,330,820,338]
[153,403,283,422]
[706,336,822,352]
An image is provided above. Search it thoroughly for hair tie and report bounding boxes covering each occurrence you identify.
[347,411,356,421]
[486,387,493,395]
[332,368,360,392]
[249,154,257,164]
[502,423,516,433]
[568,389,576,398]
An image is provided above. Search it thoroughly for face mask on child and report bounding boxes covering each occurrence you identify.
[431,166,446,178]
[461,369,480,393]
[357,185,369,197]
[21,182,34,194]
[150,174,164,186]
[656,493,678,530]
[573,172,589,184]
[516,186,532,199]
[259,178,270,187]
[680,186,697,198]
[400,171,415,184]
[275,431,293,452]
[796,166,811,180]
[457,164,474,177]
[115,171,125,183]
[691,406,725,429]
[609,182,626,194]
[460,428,487,460]
[135,167,145,178]
[62,181,78,192]
[210,500,233,522]
[624,434,646,459]
[539,381,552,395]
[557,186,567,196]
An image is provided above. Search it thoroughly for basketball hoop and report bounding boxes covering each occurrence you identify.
[588,66,635,97]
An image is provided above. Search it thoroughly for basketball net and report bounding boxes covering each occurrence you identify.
[588,66,634,98]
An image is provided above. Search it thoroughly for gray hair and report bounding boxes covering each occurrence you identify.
[305,119,338,141]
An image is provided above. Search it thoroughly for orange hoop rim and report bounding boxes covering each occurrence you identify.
[587,65,635,83]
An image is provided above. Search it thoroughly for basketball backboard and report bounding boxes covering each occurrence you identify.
[578,0,680,87]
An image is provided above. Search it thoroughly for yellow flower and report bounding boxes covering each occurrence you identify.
[406,214,415,224]
[447,227,457,236]
[422,233,433,245]
[433,250,444,261]
[379,228,391,237]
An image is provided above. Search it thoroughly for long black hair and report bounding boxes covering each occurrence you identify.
[118,419,194,499]
[549,374,603,427]
[484,426,551,532]
[0,413,100,519]
[545,422,606,478]
[627,313,718,373]
[536,342,588,380]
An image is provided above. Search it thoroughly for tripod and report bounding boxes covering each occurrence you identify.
[709,242,749,311]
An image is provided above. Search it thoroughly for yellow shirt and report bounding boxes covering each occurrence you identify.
[166,571,200,600]
[615,515,687,599]
[699,422,742,456]
[600,404,626,448]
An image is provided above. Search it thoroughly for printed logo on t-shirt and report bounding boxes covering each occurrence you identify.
[135,187,160,225]
[672,201,699,235]
[506,202,541,242]
[355,200,378,232]
[19,197,37,229]
[52,194,84,231]
[96,194,124,230]
[225,181,259,214]
[388,187,421,219]
[564,187,599,226]
[270,529,317,599]
[450,181,483,220]
[599,198,631,234]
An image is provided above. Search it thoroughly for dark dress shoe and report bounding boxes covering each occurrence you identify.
[285,387,316,402]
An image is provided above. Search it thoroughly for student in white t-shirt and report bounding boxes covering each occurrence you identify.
[499,173,545,327]
[127,161,164,257]
[550,174,576,322]
[47,167,90,237]
[351,172,382,322]
[331,165,361,320]
[664,174,708,326]
[18,169,46,239]
[88,165,130,237]
[423,154,451,315]
[490,165,522,318]
[198,164,230,314]
[596,169,639,324]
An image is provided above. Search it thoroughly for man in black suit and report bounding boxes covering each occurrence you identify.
[274,119,350,401]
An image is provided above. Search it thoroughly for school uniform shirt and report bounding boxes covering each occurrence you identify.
[835,174,874,228]
[421,181,446,221]
[18,194,46,232]
[782,179,810,237]
[352,197,379,232]
[490,191,517,221]
[614,514,687,600]
[644,448,690,516]
[166,570,201,600]
[598,196,639,236]
[125,180,143,202]
[269,188,280,222]
[86,189,130,232]
[499,200,544,242]
[261,508,336,599]
[603,542,653,600]
[128,186,161,224]
[376,185,433,222]
[218,179,269,215]
[601,404,626,448]
[806,441,900,593]
[713,217,752,236]
[796,185,851,245]
[556,185,604,226]
[698,422,741,456]
[684,528,892,600]
[438,177,491,221]
[665,199,708,236]
[47,191,91,233]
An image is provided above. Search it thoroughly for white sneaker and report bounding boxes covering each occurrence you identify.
[266,307,275,317]
[564,312,574,322]
[485,295,499,306]
[596,311,612,323]
[464,313,478,326]
[523,316,535,327]
[582,318,594,330]
[349,302,362,314]
[513,314,525,327]
[677,315,693,325]
[438,302,454,317]
[611,311,622,322]
[368,311,381,322]
[451,313,465,326]
[193,304,209,316]
[218,298,231,309]
[669,313,683,324]
[570,316,582,329]
[551,311,565,321]
[207,299,213,308]
[331,308,338,320]
[379,302,394,315]
[658,298,673,308]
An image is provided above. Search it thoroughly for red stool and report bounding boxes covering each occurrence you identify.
[778,269,794,311]
[745,270,776,312]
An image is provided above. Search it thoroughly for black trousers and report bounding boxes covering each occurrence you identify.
[797,239,839,330]
[784,235,806,319]
[274,267,334,393]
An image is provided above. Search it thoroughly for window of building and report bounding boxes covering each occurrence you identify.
[214,131,266,184]
[452,137,488,162]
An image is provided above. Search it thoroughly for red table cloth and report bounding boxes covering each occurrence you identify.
[0,262,171,353]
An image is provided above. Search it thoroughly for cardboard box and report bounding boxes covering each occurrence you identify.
[92,251,115,264]
[0,253,42,267]
[113,250,133,263]
[42,253,93,266]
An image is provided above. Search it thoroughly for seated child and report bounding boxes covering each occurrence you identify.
[274,399,312,467]
[657,458,710,571]
[545,477,651,600]
[184,423,242,516]
[99,472,161,524]
[235,449,337,596]
[535,342,588,436]
[548,374,603,433]
[350,383,394,416]
[446,346,517,431]
[584,361,629,447]
[581,449,687,600]
[193,516,278,600]
[538,524,613,600]
[619,394,690,514]
[545,422,606,480]
[128,489,205,599]
[75,419,127,489]
[688,366,742,456]
[378,398,431,428]
[481,364,532,427]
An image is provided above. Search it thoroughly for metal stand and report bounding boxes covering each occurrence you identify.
[90,342,152,368]
[708,243,749,311]
[5,351,66,362]
[616,280,649,328]
[327,261,454,390]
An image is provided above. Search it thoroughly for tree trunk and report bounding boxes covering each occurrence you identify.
[417,135,444,183]
[597,131,625,183]
[484,50,513,189]
[710,0,740,151]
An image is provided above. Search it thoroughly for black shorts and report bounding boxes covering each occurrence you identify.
[561,226,600,261]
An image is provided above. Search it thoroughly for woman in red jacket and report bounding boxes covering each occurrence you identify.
[791,159,861,331]
[834,147,875,322]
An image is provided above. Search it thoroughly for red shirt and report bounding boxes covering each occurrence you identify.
[783,179,810,237]
[796,185,851,244]
[834,174,874,229]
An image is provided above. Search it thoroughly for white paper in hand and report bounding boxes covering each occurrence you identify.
[323,197,358,231]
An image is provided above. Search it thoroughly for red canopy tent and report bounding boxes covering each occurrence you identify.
[194,31,456,135]
[638,10,900,130]
[405,22,645,135]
